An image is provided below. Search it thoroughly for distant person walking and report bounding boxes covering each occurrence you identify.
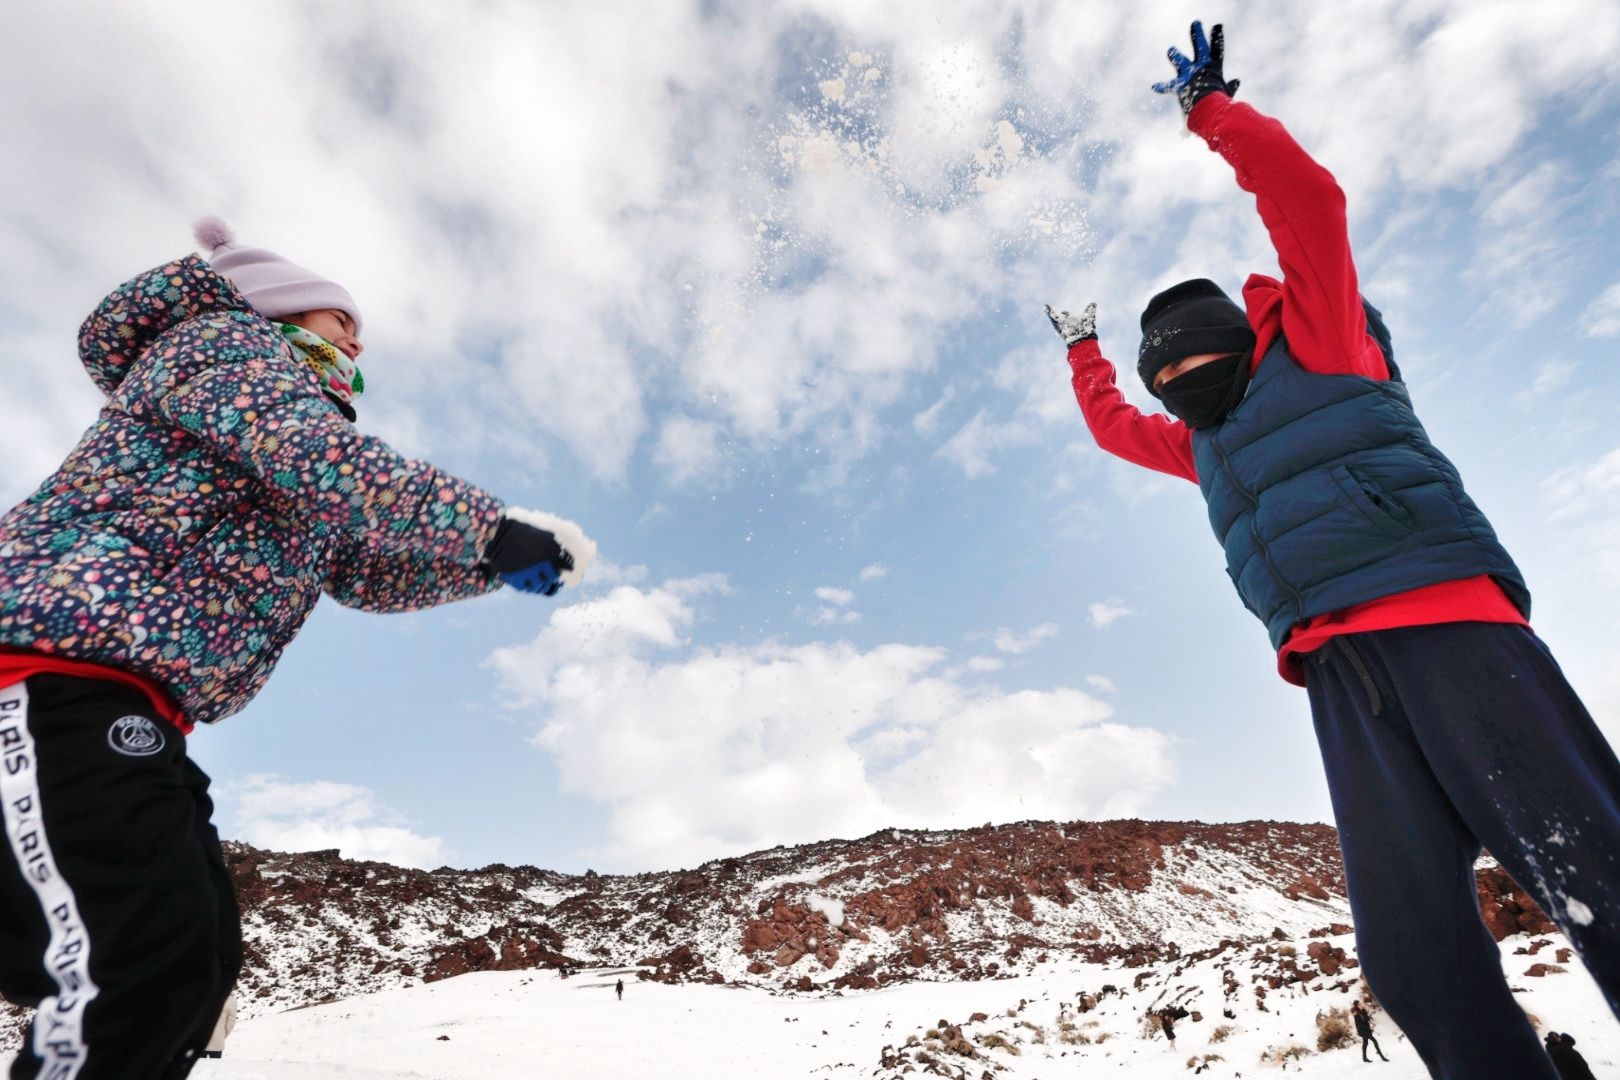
[199,992,236,1060]
[1158,1005,1186,1048]
[1352,1002,1388,1063]
[1545,1032,1597,1080]
[616,978,625,1001]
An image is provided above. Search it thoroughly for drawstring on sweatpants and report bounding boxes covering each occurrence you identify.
[1333,636,1384,717]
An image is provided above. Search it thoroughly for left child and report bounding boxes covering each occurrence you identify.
[0,219,592,1079]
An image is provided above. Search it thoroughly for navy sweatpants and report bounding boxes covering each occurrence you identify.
[1307,623,1620,1080]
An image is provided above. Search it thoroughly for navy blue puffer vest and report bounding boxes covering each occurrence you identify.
[1190,306,1529,649]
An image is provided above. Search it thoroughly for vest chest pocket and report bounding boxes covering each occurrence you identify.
[1329,464,1415,538]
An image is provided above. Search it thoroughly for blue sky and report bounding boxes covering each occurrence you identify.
[3,0,1620,873]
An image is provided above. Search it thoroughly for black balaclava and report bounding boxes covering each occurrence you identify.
[1137,278,1257,427]
[1157,352,1252,429]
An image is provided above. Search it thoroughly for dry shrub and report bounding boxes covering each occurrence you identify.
[1263,1043,1313,1064]
[1316,1007,1354,1052]
[1140,1014,1166,1040]
[1056,1018,1082,1045]
[1094,1031,1112,1044]
[979,1033,1020,1055]
[1209,1024,1236,1043]
[1278,944,1297,958]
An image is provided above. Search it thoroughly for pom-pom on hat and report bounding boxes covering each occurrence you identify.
[193,216,363,335]
[1137,278,1254,397]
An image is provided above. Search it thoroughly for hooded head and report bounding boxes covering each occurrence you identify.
[193,216,363,336]
[1136,278,1256,428]
[1137,278,1255,396]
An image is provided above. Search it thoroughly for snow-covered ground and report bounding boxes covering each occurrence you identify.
[42,933,1598,1079]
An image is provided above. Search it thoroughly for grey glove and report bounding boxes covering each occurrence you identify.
[1045,302,1098,347]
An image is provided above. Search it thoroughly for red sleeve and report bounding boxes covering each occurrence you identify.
[1068,339,1198,483]
[1188,94,1387,379]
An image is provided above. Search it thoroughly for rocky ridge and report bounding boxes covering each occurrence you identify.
[0,818,1555,1048]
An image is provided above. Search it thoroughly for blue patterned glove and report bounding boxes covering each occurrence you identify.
[485,518,574,597]
[1151,21,1240,117]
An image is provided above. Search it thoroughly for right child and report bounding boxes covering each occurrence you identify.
[1047,21,1620,1080]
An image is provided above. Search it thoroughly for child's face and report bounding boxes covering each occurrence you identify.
[1153,351,1235,392]
[284,308,363,360]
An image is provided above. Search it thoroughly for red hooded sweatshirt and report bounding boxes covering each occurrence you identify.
[1066,92,1525,686]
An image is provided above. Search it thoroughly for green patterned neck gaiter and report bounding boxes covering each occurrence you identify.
[277,322,365,410]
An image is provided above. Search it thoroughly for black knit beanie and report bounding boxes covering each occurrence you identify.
[1137,279,1256,397]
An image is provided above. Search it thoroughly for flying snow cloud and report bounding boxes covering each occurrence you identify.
[228,775,448,870]
[489,578,1173,870]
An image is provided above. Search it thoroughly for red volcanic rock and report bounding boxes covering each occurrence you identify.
[423,925,571,983]
[1306,940,1352,977]
[1476,865,1557,942]
[1284,878,1331,901]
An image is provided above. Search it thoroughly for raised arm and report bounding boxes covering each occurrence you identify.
[1047,304,1198,483]
[1156,21,1385,377]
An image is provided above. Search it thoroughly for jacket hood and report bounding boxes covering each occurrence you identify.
[78,255,254,395]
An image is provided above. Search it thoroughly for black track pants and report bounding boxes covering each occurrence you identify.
[0,675,240,1079]
[1307,624,1620,1080]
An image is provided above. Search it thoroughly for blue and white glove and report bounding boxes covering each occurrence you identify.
[485,518,574,596]
[1151,20,1240,117]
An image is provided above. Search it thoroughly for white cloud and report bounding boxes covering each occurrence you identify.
[4,1,1616,501]
[992,623,1060,654]
[1582,283,1620,337]
[489,578,1173,870]
[1086,675,1118,694]
[1088,599,1136,629]
[859,564,889,582]
[1516,357,1576,401]
[1541,447,1620,589]
[912,389,957,438]
[229,775,447,869]
[1465,162,1573,328]
[814,586,855,606]
[655,416,724,485]
[583,560,651,589]
[1543,447,1620,522]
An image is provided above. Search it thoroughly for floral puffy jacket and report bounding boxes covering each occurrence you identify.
[0,256,505,725]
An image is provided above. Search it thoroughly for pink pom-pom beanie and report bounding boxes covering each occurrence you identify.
[193,216,363,335]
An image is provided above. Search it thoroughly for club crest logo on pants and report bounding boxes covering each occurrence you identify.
[107,716,166,758]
